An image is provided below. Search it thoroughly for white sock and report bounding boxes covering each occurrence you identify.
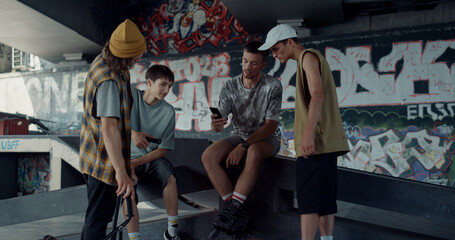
[167,215,178,237]
[128,232,140,240]
[222,192,233,201]
[321,236,333,240]
[232,191,247,204]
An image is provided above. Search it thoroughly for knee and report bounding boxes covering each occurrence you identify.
[245,149,263,167]
[166,175,177,186]
[202,149,217,169]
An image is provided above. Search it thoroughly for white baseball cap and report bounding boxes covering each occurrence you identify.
[258,24,298,51]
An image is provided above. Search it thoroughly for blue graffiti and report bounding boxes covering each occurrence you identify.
[1,140,20,150]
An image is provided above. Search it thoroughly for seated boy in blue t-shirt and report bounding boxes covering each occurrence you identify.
[123,65,179,240]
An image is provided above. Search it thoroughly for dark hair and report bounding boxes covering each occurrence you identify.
[145,65,174,83]
[102,41,136,73]
[244,41,269,62]
[279,37,299,45]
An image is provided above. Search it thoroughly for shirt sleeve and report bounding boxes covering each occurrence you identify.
[217,83,231,120]
[130,88,140,131]
[158,110,176,151]
[96,81,121,118]
[266,80,283,121]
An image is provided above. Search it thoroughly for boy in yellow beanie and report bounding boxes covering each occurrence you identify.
[80,19,146,240]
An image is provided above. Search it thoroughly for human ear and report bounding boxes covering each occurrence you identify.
[288,39,294,46]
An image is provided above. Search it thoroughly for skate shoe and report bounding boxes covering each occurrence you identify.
[213,199,242,232]
[163,229,180,240]
[229,207,249,233]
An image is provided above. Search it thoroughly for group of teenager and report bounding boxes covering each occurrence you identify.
[79,19,349,240]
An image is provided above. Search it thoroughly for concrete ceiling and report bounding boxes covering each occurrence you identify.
[222,0,344,34]
[0,0,451,63]
[0,0,101,63]
[223,0,451,34]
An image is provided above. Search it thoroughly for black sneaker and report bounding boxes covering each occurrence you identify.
[213,199,242,231]
[163,229,180,240]
[229,207,249,233]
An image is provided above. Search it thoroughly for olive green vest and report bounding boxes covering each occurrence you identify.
[294,48,349,157]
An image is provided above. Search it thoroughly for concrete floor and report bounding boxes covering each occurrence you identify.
[0,190,219,240]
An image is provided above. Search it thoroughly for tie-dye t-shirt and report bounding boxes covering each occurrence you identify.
[218,73,283,142]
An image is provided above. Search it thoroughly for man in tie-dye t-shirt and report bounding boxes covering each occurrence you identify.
[202,41,283,231]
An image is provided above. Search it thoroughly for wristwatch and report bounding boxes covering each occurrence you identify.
[241,141,249,149]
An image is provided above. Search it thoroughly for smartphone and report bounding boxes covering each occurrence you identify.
[209,107,224,119]
[145,137,161,144]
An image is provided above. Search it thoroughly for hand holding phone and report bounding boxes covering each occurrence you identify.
[209,107,224,119]
[145,137,161,144]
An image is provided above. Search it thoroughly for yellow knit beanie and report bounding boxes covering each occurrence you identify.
[109,19,146,58]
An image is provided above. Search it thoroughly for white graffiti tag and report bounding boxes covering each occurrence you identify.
[341,130,453,177]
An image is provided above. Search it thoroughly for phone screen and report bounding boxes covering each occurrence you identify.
[209,107,224,119]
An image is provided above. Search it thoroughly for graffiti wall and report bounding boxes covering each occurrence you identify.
[0,23,454,187]
[0,43,12,73]
[318,25,455,187]
[16,153,50,196]
[132,0,259,56]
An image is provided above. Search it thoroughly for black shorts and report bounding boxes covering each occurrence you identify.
[135,157,176,190]
[132,158,176,204]
[296,153,338,215]
[222,135,281,155]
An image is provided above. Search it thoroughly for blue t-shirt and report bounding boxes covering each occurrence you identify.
[130,88,176,159]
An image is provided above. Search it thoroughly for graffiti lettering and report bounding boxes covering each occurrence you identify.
[324,40,455,107]
[407,103,455,120]
[1,140,20,150]
[130,53,231,131]
[267,59,297,109]
[342,129,453,178]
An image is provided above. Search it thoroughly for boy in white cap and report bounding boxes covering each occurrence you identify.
[80,19,145,240]
[259,24,349,240]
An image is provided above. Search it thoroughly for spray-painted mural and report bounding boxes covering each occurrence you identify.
[16,153,50,196]
[0,24,454,187]
[133,0,259,56]
[0,43,12,73]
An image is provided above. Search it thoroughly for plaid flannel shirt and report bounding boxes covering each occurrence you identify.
[79,54,132,185]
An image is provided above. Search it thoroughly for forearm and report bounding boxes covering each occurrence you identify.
[245,120,278,145]
[102,120,127,174]
[131,148,168,167]
[304,94,325,137]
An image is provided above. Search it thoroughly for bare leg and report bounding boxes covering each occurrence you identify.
[163,175,178,216]
[202,140,235,196]
[122,199,140,234]
[318,214,334,236]
[301,214,319,240]
[233,141,274,196]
